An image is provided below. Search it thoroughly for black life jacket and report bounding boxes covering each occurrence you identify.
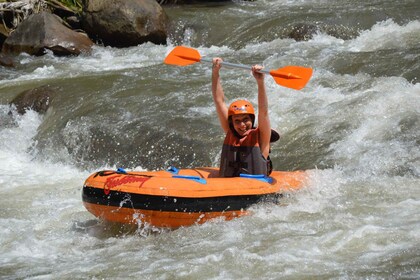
[219,128,272,177]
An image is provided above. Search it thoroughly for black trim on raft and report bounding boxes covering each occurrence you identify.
[82,186,282,213]
[93,170,154,178]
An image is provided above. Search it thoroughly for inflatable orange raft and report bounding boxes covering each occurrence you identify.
[82,167,307,229]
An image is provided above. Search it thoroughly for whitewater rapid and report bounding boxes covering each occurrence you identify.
[1,4,419,278]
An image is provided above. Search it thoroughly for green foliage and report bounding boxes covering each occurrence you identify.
[55,0,83,10]
[44,0,83,13]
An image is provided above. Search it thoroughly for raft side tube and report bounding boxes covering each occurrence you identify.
[172,175,207,184]
[239,173,273,183]
[82,186,278,212]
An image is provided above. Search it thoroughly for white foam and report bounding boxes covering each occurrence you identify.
[0,107,88,190]
[329,79,420,177]
[2,43,171,85]
[349,19,420,52]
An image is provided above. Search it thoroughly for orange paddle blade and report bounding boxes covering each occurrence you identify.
[164,46,202,66]
[270,66,313,90]
[164,46,313,90]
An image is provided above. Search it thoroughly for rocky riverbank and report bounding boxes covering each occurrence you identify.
[0,0,169,59]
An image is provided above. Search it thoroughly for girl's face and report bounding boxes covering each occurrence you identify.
[231,114,253,136]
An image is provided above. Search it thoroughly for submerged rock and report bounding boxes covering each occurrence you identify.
[288,23,318,41]
[2,12,93,56]
[9,85,59,115]
[0,54,14,67]
[288,23,359,41]
[81,0,169,47]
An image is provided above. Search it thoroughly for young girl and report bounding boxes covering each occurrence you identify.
[212,57,275,177]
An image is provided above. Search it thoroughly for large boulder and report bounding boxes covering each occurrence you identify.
[2,12,93,56]
[81,0,168,47]
[9,85,58,115]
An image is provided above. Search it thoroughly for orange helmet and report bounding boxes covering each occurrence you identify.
[228,100,255,117]
[227,100,256,133]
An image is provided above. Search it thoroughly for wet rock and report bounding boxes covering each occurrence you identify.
[2,12,93,56]
[81,0,168,47]
[288,23,318,41]
[288,23,359,41]
[65,16,82,30]
[9,85,58,115]
[323,25,359,40]
[0,54,14,67]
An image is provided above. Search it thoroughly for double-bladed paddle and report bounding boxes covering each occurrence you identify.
[164,46,313,90]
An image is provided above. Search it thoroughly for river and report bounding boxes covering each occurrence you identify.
[1,0,419,279]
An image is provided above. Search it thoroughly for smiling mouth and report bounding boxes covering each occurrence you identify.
[237,128,248,134]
